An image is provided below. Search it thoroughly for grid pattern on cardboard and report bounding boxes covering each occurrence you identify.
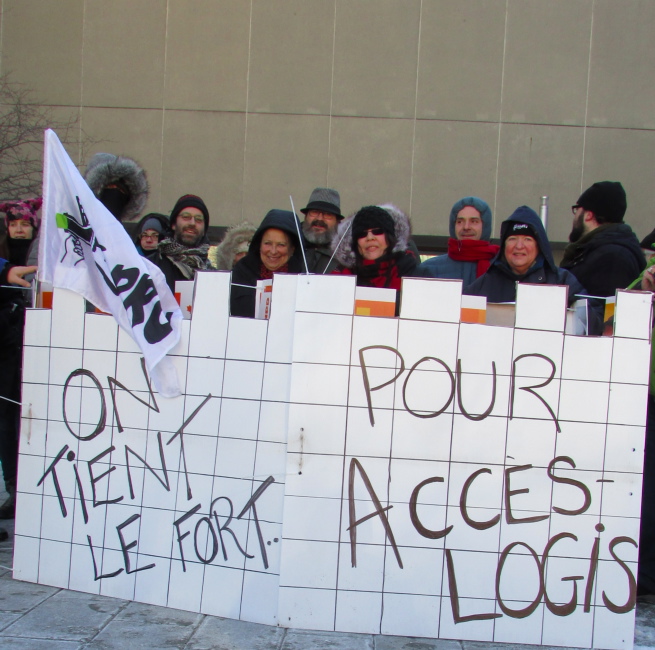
[278,278,651,650]
[14,273,651,649]
[15,272,294,625]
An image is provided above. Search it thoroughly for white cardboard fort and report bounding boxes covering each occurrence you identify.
[14,273,653,649]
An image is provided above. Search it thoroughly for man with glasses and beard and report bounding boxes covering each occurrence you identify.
[152,194,214,291]
[560,181,644,297]
[299,187,344,274]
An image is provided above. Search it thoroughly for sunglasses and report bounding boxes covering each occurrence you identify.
[355,227,385,239]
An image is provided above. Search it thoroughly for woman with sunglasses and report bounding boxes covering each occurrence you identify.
[331,204,417,292]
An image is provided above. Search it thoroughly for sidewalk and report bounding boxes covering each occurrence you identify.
[1,500,654,649]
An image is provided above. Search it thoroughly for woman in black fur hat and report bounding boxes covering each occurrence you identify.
[331,204,417,290]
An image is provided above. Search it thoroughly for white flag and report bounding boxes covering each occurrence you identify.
[40,129,183,397]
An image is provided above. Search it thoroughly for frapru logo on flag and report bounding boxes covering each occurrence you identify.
[39,129,183,397]
[55,199,106,262]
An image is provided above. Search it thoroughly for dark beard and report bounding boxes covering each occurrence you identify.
[568,215,585,243]
[176,229,203,248]
[302,219,336,246]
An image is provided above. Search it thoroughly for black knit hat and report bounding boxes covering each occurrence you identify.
[577,181,627,224]
[351,205,395,247]
[170,194,210,229]
[502,220,538,243]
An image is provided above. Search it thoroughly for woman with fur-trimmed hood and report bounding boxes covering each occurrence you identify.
[84,152,149,223]
[331,204,418,290]
[215,221,257,271]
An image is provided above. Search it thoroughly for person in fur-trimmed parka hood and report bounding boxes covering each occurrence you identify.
[215,221,257,271]
[331,203,418,290]
[84,152,149,223]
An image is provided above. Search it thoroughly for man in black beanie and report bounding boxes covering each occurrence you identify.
[560,181,645,297]
[151,194,214,291]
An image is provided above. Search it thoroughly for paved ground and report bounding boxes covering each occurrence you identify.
[0,487,654,650]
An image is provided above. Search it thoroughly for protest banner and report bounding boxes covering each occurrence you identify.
[14,273,652,649]
[39,129,183,397]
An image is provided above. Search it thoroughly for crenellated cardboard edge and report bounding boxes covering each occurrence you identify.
[25,273,653,350]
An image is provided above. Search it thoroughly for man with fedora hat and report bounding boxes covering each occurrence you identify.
[560,181,645,297]
[300,187,344,274]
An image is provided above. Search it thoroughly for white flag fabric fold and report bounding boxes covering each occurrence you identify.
[40,129,183,397]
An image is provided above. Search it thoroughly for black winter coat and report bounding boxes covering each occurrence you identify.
[150,251,188,291]
[303,243,338,274]
[465,206,604,334]
[560,223,645,298]
[466,259,586,305]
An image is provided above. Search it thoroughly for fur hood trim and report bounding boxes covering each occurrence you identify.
[332,203,412,269]
[215,222,257,270]
[84,152,149,223]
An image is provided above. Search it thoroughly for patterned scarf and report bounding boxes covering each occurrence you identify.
[158,238,213,279]
[354,252,416,290]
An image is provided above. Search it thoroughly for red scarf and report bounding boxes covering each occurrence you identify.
[260,262,289,280]
[332,257,403,289]
[447,238,499,277]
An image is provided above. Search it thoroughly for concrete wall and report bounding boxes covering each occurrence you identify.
[1,0,654,243]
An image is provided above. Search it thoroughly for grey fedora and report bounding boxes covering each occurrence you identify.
[300,187,343,220]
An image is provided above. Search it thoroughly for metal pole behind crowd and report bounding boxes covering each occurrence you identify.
[539,196,549,232]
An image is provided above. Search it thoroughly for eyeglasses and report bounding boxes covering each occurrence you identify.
[571,205,581,215]
[140,232,159,241]
[307,210,336,220]
[355,227,385,239]
[177,213,205,224]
